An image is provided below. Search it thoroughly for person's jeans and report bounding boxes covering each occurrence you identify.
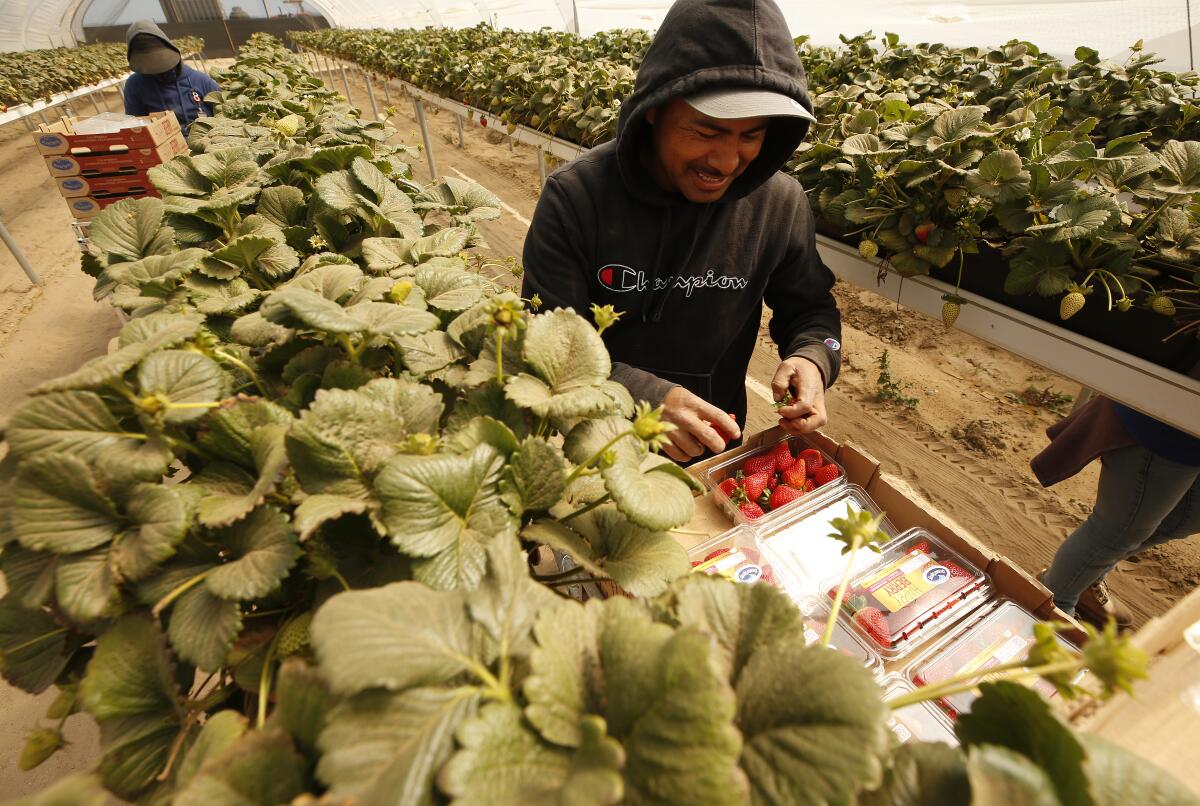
[1043,444,1200,614]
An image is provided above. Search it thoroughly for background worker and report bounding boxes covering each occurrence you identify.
[123,21,218,135]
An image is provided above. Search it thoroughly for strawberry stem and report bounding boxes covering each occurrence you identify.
[884,658,1082,710]
[821,534,862,647]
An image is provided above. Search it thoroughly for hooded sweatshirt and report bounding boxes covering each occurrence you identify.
[521,0,841,424]
[123,21,218,135]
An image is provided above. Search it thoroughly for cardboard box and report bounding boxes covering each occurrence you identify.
[64,188,161,220]
[1077,587,1200,791]
[43,133,189,177]
[33,110,180,156]
[56,172,154,198]
[685,427,1079,631]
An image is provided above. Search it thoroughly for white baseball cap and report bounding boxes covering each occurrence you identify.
[685,87,816,123]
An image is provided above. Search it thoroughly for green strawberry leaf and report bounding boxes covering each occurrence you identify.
[5,390,142,462]
[194,424,290,528]
[467,533,557,660]
[672,574,805,685]
[438,702,622,806]
[375,445,516,588]
[110,483,188,581]
[167,586,242,672]
[175,711,248,791]
[600,461,697,533]
[88,197,175,264]
[965,744,1062,806]
[80,614,185,799]
[137,350,230,424]
[0,596,73,693]
[736,636,890,804]
[858,741,971,806]
[271,659,332,755]
[501,436,566,513]
[413,264,485,313]
[318,686,481,803]
[311,582,479,696]
[287,378,442,499]
[955,682,1089,806]
[504,309,613,419]
[205,506,299,601]
[55,548,123,623]
[11,453,120,554]
[568,505,690,596]
[199,398,295,467]
[173,728,307,806]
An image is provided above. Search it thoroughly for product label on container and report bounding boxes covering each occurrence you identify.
[957,631,1029,680]
[860,550,940,613]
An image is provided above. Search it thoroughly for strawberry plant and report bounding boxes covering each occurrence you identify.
[0,38,204,108]
[294,27,1200,350]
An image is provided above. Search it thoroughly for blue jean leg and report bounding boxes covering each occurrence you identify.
[1043,445,1200,613]
[1132,471,1200,552]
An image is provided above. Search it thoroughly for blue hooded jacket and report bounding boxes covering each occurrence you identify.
[122,21,217,135]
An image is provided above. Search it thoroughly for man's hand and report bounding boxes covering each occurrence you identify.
[772,356,828,435]
[660,386,741,463]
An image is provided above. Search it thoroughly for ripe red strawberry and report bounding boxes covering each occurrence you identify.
[799,449,824,472]
[854,606,892,647]
[803,479,817,493]
[914,222,935,244]
[944,561,971,578]
[742,472,770,501]
[769,485,805,510]
[703,547,732,563]
[910,539,931,554]
[769,442,795,471]
[738,501,765,520]
[742,454,776,476]
[718,478,740,498]
[780,460,807,488]
[811,464,841,487]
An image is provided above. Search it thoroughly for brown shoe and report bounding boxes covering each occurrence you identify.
[1074,579,1134,631]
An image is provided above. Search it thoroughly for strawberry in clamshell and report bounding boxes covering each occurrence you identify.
[713,441,841,520]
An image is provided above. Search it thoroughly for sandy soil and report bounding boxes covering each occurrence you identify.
[1,61,1197,795]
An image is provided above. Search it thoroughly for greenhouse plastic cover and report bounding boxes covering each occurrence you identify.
[0,0,1197,72]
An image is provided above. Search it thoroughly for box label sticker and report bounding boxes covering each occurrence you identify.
[51,158,72,170]
[39,134,63,148]
[860,550,938,613]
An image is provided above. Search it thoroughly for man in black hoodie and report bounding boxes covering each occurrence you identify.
[123,21,219,136]
[521,0,841,463]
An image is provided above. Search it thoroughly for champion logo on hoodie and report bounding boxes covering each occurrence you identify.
[597,264,748,297]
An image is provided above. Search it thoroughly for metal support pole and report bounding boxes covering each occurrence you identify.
[37,110,50,127]
[412,99,439,179]
[339,63,353,101]
[536,146,547,187]
[323,54,334,81]
[362,70,380,120]
[456,115,465,148]
[89,92,103,116]
[381,75,392,105]
[0,216,42,286]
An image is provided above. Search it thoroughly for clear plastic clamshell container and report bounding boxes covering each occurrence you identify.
[879,674,959,746]
[907,600,1082,718]
[702,434,847,529]
[758,485,897,598]
[687,526,793,590]
[824,527,992,661]
[800,604,882,675]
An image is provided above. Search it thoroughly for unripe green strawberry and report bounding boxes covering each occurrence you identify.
[1059,291,1086,320]
[1149,294,1176,317]
[1115,296,1132,312]
[20,728,64,771]
[276,612,313,657]
[942,300,960,327]
[858,239,879,260]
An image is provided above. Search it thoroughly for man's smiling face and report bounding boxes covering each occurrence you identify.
[645,97,768,203]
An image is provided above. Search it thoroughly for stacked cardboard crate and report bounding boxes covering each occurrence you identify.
[34,110,187,220]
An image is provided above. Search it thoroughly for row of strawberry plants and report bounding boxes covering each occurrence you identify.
[292,27,1200,352]
[0,33,1192,806]
[0,37,204,110]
